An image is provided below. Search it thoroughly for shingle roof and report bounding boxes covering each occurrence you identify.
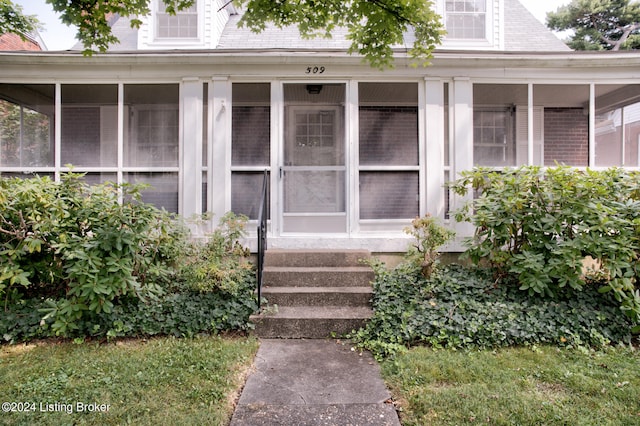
[217,14,352,50]
[504,0,570,51]
[86,0,571,53]
[218,0,570,52]
[71,14,138,51]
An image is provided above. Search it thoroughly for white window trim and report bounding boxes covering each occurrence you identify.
[437,0,496,49]
[150,0,203,46]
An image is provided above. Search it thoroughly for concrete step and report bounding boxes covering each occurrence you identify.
[265,249,371,268]
[261,286,373,307]
[263,266,375,288]
[251,306,373,339]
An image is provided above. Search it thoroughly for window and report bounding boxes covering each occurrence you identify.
[445,0,487,39]
[473,107,515,166]
[156,0,198,39]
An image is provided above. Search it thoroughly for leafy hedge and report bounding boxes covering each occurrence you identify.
[353,261,633,360]
[450,166,640,330]
[0,175,257,343]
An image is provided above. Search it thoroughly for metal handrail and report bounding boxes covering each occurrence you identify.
[256,169,268,311]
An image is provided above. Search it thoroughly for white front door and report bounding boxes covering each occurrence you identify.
[281,104,346,233]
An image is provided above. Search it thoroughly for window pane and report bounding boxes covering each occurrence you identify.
[445,0,486,39]
[61,85,118,167]
[124,84,179,167]
[156,0,197,38]
[125,172,178,213]
[232,83,270,166]
[0,84,54,167]
[360,172,419,220]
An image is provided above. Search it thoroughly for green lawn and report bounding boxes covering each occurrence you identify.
[0,336,258,426]
[382,345,640,426]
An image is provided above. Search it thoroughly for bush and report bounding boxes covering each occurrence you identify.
[0,173,189,336]
[0,175,258,343]
[449,166,640,330]
[403,215,455,278]
[181,212,253,295]
[352,262,633,360]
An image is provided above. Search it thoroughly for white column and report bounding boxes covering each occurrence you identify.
[181,78,203,218]
[452,77,475,239]
[347,79,359,234]
[210,77,231,224]
[425,78,445,219]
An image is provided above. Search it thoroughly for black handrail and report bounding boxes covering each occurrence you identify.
[256,169,268,311]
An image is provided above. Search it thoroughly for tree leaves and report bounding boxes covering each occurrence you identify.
[42,0,443,69]
[239,0,444,68]
[546,0,640,50]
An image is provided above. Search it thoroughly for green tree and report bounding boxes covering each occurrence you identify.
[0,0,39,38]
[547,0,640,50]
[43,0,443,68]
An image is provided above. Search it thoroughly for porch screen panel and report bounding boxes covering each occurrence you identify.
[595,84,640,167]
[124,84,179,168]
[124,172,178,213]
[124,84,179,213]
[360,172,419,219]
[61,85,118,167]
[534,85,589,167]
[232,171,270,220]
[0,84,54,168]
[473,84,527,167]
[358,83,419,221]
[231,83,270,219]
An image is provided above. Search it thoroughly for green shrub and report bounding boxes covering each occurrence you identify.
[181,212,253,295]
[449,166,640,330]
[404,214,455,277]
[0,173,189,336]
[352,262,633,360]
[0,180,257,343]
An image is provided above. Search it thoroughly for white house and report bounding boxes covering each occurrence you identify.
[1,0,640,252]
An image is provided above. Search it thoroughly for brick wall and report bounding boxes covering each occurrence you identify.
[544,108,589,166]
[0,33,42,51]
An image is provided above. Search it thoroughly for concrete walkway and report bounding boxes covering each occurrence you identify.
[230,339,401,426]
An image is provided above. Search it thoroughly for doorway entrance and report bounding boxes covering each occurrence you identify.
[281,83,346,233]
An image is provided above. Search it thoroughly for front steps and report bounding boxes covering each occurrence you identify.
[251,249,375,339]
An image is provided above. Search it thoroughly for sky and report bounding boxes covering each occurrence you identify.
[14,0,571,51]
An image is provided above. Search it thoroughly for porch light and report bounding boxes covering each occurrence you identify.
[306,84,323,95]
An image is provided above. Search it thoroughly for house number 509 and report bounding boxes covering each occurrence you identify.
[305,66,325,74]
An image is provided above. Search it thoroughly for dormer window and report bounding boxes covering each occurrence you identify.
[444,0,487,39]
[156,0,198,39]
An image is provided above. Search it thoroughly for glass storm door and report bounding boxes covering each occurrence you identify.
[282,103,346,233]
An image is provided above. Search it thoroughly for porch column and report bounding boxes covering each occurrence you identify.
[181,78,203,217]
[452,77,475,239]
[210,77,231,224]
[425,78,445,219]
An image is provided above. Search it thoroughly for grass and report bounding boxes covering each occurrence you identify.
[0,335,258,426]
[382,345,640,426]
